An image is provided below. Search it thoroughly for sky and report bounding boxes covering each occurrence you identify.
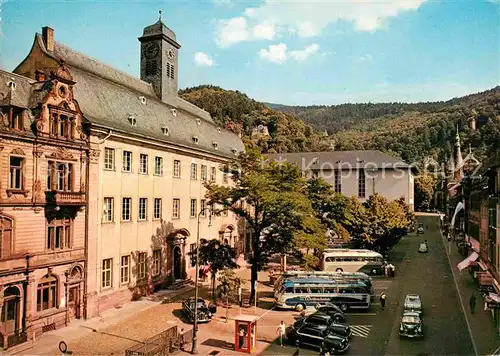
[0,0,499,106]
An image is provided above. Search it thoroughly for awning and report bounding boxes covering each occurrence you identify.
[457,252,479,271]
[469,237,480,252]
[477,261,488,271]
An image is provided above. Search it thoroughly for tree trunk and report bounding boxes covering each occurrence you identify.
[249,262,258,304]
[211,273,216,301]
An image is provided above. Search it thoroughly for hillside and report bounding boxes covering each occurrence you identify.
[269,87,500,165]
[179,85,330,153]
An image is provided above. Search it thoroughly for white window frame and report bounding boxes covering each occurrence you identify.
[201,165,207,182]
[210,167,216,182]
[154,198,162,219]
[152,249,161,276]
[104,148,115,170]
[138,198,147,220]
[9,156,24,190]
[154,156,163,176]
[103,197,114,222]
[190,163,197,180]
[102,258,112,289]
[173,198,180,219]
[122,151,132,172]
[140,154,148,174]
[122,197,131,221]
[190,198,197,218]
[200,199,207,217]
[173,160,181,178]
[137,252,147,280]
[120,255,130,284]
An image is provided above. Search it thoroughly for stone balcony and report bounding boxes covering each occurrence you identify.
[45,191,86,206]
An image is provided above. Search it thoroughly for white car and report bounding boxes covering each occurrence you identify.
[418,243,428,253]
[404,294,422,314]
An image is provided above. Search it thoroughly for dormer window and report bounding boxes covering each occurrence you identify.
[192,136,199,144]
[196,118,201,126]
[162,126,169,136]
[138,96,147,105]
[212,141,219,150]
[128,115,137,126]
[171,109,177,117]
[10,107,24,131]
[231,148,237,155]
[7,80,16,91]
[217,127,222,134]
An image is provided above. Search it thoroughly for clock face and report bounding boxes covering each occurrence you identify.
[168,49,175,60]
[145,43,160,59]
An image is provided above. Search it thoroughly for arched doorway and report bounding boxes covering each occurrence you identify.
[219,224,236,248]
[173,246,182,280]
[2,287,20,335]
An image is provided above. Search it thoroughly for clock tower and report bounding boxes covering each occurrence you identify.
[139,13,181,101]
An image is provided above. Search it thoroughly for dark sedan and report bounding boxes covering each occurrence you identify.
[294,313,352,338]
[315,303,348,323]
[287,324,350,354]
[182,297,212,324]
[399,311,424,338]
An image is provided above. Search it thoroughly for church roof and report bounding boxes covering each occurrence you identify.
[12,32,244,158]
[141,19,177,43]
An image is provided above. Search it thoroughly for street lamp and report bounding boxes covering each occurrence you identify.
[191,206,212,355]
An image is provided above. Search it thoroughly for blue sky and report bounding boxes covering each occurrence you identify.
[1,0,499,105]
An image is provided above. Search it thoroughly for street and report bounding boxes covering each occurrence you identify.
[262,216,475,355]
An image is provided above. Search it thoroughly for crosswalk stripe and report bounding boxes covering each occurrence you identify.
[350,325,372,338]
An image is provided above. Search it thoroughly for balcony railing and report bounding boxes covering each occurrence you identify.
[45,191,85,206]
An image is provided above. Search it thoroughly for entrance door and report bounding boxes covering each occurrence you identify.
[1,287,20,335]
[173,246,182,280]
[68,285,80,319]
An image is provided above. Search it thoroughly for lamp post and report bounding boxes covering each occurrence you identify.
[191,207,212,355]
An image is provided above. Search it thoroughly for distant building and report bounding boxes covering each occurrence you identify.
[267,150,416,210]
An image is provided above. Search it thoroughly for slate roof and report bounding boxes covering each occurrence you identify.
[267,150,416,171]
[11,33,244,158]
[0,71,36,109]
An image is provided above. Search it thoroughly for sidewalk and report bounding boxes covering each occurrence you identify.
[440,221,500,355]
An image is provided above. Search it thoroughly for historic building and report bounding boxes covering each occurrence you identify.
[1,16,244,346]
[0,64,90,349]
[267,150,416,210]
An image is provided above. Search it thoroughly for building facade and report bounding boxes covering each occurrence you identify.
[267,150,415,209]
[1,17,244,348]
[0,65,90,349]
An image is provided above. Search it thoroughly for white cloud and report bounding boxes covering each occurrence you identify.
[216,0,427,47]
[259,43,320,64]
[259,43,288,64]
[252,21,276,40]
[194,52,215,67]
[289,44,320,61]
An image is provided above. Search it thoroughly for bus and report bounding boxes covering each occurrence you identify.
[274,275,372,312]
[320,249,385,275]
[274,271,374,294]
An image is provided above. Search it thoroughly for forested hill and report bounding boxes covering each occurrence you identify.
[179,85,330,153]
[268,87,500,164]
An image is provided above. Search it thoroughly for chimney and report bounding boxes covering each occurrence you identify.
[42,26,54,52]
[35,70,45,81]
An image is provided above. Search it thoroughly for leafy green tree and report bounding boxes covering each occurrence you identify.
[205,150,325,301]
[188,239,238,300]
[415,173,436,211]
[216,269,242,322]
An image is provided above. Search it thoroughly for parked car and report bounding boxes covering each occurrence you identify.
[418,243,428,253]
[182,297,213,323]
[315,303,348,323]
[293,313,352,338]
[417,225,425,234]
[399,311,424,338]
[287,324,350,354]
[404,294,422,314]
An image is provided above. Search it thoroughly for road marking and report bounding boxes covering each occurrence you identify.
[439,224,479,356]
[350,325,372,338]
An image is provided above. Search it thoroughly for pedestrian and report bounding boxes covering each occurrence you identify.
[389,264,395,278]
[380,292,387,310]
[469,293,477,314]
[277,320,286,346]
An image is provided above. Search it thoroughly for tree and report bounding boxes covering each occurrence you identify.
[415,173,436,211]
[216,269,241,322]
[205,149,325,302]
[188,239,238,300]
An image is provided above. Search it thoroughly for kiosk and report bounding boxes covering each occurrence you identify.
[234,314,258,353]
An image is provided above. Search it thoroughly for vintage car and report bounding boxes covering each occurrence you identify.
[182,297,213,324]
[293,313,352,338]
[287,324,350,354]
[417,224,425,234]
[404,294,422,314]
[314,303,348,323]
[399,311,424,338]
[418,242,428,253]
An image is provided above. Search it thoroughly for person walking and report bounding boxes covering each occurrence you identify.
[277,321,286,346]
[469,293,477,314]
[380,292,387,310]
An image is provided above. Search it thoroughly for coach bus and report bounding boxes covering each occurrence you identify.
[320,249,385,275]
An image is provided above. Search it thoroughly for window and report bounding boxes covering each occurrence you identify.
[9,157,24,190]
[0,216,13,258]
[47,161,73,191]
[122,198,131,221]
[200,199,207,217]
[334,170,342,193]
[140,154,148,174]
[201,165,207,182]
[138,198,147,220]
[223,172,228,184]
[154,156,163,176]
[103,197,114,222]
[122,151,132,172]
[190,199,197,218]
[137,252,147,280]
[37,276,57,311]
[173,198,180,219]
[190,163,198,180]
[50,113,73,140]
[102,258,112,289]
[120,255,130,284]
[10,108,23,130]
[104,148,115,170]
[210,167,216,182]
[173,160,181,178]
[154,198,162,219]
[59,115,71,138]
[152,249,161,276]
[47,218,72,250]
[166,63,175,80]
[358,169,366,198]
